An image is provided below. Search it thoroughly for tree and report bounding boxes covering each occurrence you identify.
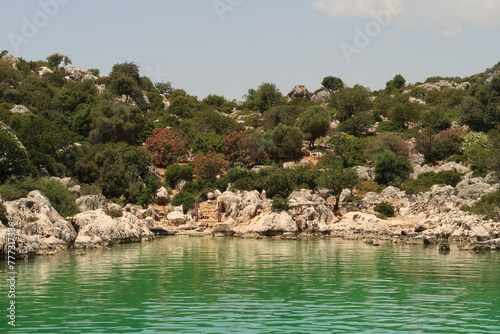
[109,61,140,84]
[89,102,145,144]
[0,128,32,182]
[109,73,137,102]
[46,53,72,73]
[296,106,330,149]
[193,152,229,182]
[374,150,413,186]
[269,124,304,162]
[144,127,188,167]
[385,74,406,92]
[329,85,372,121]
[155,82,173,96]
[456,96,493,132]
[245,82,283,113]
[319,161,359,211]
[322,76,344,92]
[389,100,423,129]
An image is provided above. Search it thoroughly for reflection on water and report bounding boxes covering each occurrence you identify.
[2,237,500,333]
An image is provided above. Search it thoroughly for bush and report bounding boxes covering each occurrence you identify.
[0,179,79,217]
[374,202,395,219]
[461,189,500,221]
[271,196,289,211]
[171,191,195,214]
[129,176,164,208]
[232,177,256,191]
[80,183,102,196]
[192,133,226,155]
[402,170,463,195]
[358,181,385,196]
[144,127,188,167]
[414,128,468,163]
[374,150,413,186]
[164,164,193,188]
[104,210,123,218]
[193,152,229,182]
[375,121,404,133]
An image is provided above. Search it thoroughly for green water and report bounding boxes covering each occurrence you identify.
[2,236,500,333]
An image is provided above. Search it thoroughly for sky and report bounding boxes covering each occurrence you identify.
[1,0,500,100]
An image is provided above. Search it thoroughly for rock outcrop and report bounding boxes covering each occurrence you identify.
[72,210,155,248]
[64,67,97,82]
[76,194,108,212]
[287,85,310,101]
[1,191,77,258]
[310,90,331,103]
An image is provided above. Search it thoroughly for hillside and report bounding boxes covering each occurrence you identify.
[1,52,500,250]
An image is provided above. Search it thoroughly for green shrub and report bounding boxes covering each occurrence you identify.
[164,164,193,189]
[345,194,363,202]
[461,189,500,221]
[80,183,102,196]
[402,170,463,195]
[374,202,395,219]
[129,176,164,208]
[232,176,256,191]
[104,210,123,218]
[374,150,413,186]
[0,179,79,217]
[271,196,289,211]
[375,121,403,133]
[26,216,39,222]
[171,191,195,214]
[358,180,385,196]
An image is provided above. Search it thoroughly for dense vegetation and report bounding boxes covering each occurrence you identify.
[1,51,500,220]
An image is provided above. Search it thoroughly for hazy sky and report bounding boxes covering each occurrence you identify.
[1,0,500,100]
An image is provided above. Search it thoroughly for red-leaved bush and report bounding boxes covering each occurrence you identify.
[145,128,188,167]
[193,152,229,181]
[223,131,267,168]
[414,128,468,163]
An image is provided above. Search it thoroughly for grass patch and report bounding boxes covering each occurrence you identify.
[402,170,463,195]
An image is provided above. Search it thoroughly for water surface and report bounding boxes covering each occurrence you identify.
[2,236,500,333]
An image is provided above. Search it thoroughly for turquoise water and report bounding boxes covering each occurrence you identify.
[2,236,500,333]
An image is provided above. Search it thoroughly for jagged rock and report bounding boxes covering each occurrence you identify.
[134,92,150,105]
[354,166,375,181]
[381,186,405,199]
[9,104,30,114]
[167,211,186,225]
[156,187,170,206]
[409,97,426,104]
[457,182,495,200]
[76,194,107,212]
[287,85,310,101]
[145,165,162,181]
[362,192,382,205]
[218,190,266,222]
[72,210,154,248]
[0,226,54,259]
[107,203,123,212]
[310,90,331,103]
[38,67,54,76]
[235,211,297,236]
[212,223,235,236]
[49,176,72,185]
[69,185,81,198]
[286,190,337,234]
[411,162,469,179]
[2,191,77,252]
[2,54,20,68]
[417,80,469,91]
[64,67,97,82]
[161,94,170,109]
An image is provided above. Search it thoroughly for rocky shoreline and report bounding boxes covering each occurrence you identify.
[1,165,500,259]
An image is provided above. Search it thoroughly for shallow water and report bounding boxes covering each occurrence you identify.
[2,236,500,333]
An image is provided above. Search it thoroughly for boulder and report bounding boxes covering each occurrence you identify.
[76,194,107,212]
[2,54,20,68]
[362,192,382,205]
[38,67,54,76]
[69,185,81,198]
[167,211,187,225]
[218,190,266,221]
[457,182,494,200]
[49,176,72,185]
[2,191,77,251]
[381,186,405,199]
[287,85,311,101]
[156,187,170,206]
[212,223,235,236]
[354,166,375,181]
[0,226,53,259]
[72,210,154,248]
[310,90,331,103]
[10,104,30,115]
[236,211,297,236]
[64,67,97,82]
